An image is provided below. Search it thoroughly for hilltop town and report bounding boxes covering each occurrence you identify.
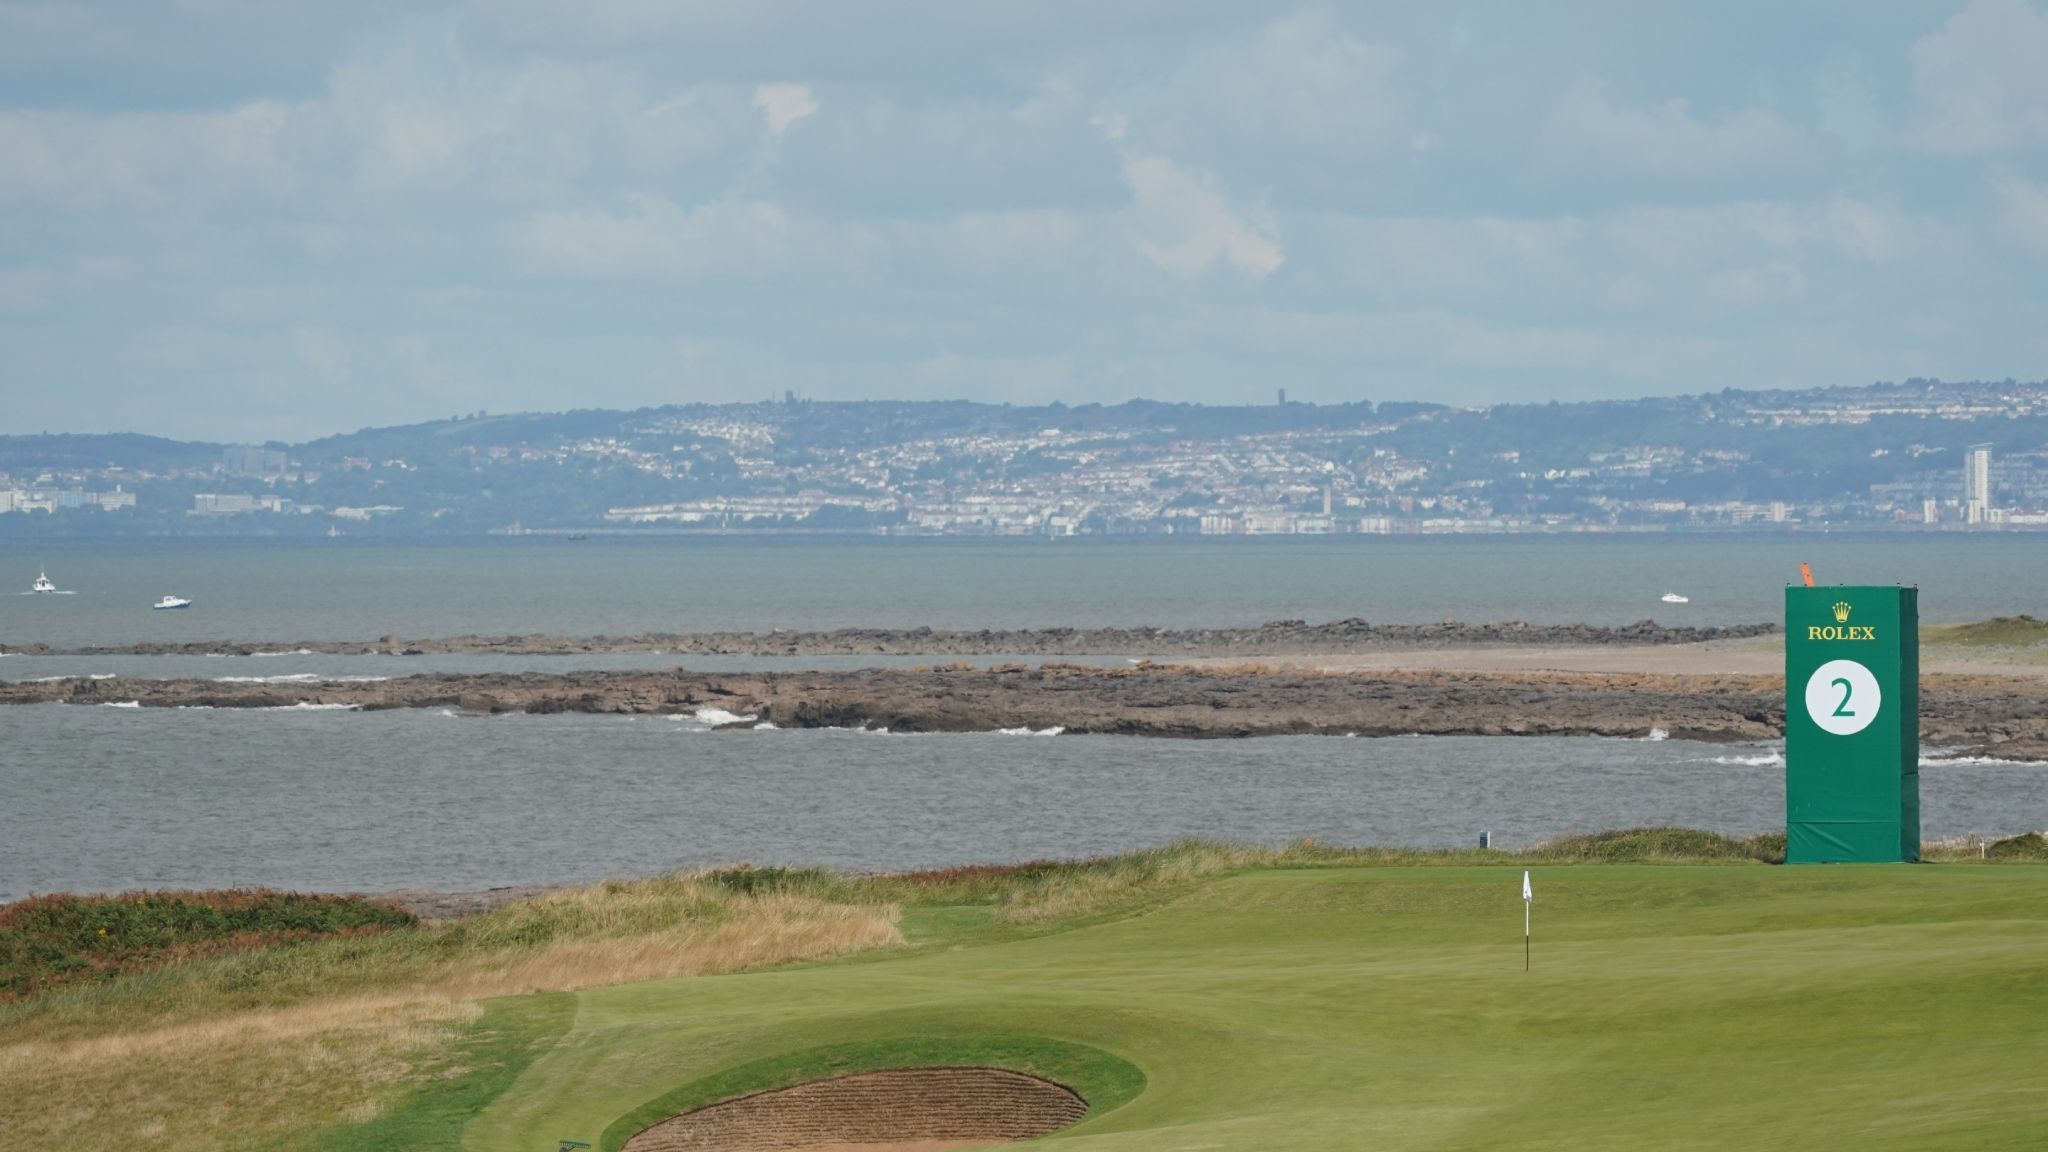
[6,379,2048,536]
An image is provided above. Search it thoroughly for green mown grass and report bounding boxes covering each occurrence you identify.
[8,834,2044,1151]
[432,858,2048,1152]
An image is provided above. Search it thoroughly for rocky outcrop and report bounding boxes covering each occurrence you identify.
[11,662,2048,753]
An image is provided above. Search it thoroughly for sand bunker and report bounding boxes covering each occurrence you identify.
[621,1067,1089,1151]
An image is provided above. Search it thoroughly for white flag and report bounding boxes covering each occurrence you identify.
[1522,871,1532,902]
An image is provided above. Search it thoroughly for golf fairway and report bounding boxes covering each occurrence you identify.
[377,863,2048,1151]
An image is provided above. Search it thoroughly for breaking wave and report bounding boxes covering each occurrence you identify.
[1711,752,1785,767]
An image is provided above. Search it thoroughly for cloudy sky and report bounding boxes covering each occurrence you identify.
[6,1,2048,441]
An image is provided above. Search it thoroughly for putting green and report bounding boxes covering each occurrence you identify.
[432,864,2048,1150]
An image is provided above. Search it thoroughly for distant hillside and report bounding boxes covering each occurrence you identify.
[4,381,2046,536]
[0,433,223,473]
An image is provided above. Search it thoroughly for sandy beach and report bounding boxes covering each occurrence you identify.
[1184,637,2048,680]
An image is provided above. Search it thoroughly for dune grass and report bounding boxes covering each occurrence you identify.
[1923,614,2048,648]
[0,876,900,1152]
[0,890,416,1001]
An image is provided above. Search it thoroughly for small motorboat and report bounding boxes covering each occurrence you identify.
[1660,592,1689,604]
[31,569,57,593]
[152,595,193,610]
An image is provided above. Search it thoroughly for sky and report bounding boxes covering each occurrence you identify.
[5,1,2048,442]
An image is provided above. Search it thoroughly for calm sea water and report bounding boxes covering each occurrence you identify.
[5,536,2044,896]
[1,705,2039,898]
[3,535,2046,652]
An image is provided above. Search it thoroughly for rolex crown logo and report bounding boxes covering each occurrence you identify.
[1832,602,1852,624]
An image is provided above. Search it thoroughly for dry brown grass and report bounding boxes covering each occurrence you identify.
[0,995,476,1151]
[0,878,902,1152]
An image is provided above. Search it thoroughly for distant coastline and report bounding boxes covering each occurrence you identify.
[0,619,1776,658]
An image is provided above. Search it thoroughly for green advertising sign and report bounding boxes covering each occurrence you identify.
[1784,585,1919,863]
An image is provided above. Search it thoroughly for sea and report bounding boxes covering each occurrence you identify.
[2,535,2045,896]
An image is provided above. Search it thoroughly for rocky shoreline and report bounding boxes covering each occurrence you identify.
[0,618,1776,658]
[9,663,2048,759]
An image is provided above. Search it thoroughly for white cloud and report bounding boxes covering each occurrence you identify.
[1993,174,2048,252]
[473,0,797,48]
[1118,151,1282,279]
[1110,8,1409,159]
[1213,8,1407,150]
[940,210,1086,266]
[292,326,351,383]
[523,194,791,278]
[1822,196,1916,263]
[1905,0,2048,154]
[0,101,297,206]
[753,83,818,139]
[1599,199,1914,269]
[1539,78,1805,175]
[1811,53,1885,150]
[1013,75,1081,124]
[522,193,875,279]
[623,91,731,171]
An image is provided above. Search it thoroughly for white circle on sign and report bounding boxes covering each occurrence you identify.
[1804,659,1881,736]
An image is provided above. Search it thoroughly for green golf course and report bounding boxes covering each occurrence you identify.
[318,851,2048,1152]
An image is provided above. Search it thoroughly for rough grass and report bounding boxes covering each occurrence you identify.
[694,830,1788,929]
[1924,614,2048,647]
[1531,827,1785,863]
[0,890,416,1001]
[0,877,900,1152]
[1988,831,2048,860]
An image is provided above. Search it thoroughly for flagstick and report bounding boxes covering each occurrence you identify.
[1522,869,1532,972]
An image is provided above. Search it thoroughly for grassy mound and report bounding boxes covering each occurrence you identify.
[1988,831,2048,860]
[0,890,415,1001]
[0,877,900,1152]
[1925,615,2048,647]
[1531,827,1785,863]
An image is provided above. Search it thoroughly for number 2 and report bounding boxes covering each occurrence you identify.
[1830,677,1855,718]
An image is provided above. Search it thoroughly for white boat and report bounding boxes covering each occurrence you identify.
[1660,592,1689,604]
[152,595,193,610]
[31,569,57,593]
